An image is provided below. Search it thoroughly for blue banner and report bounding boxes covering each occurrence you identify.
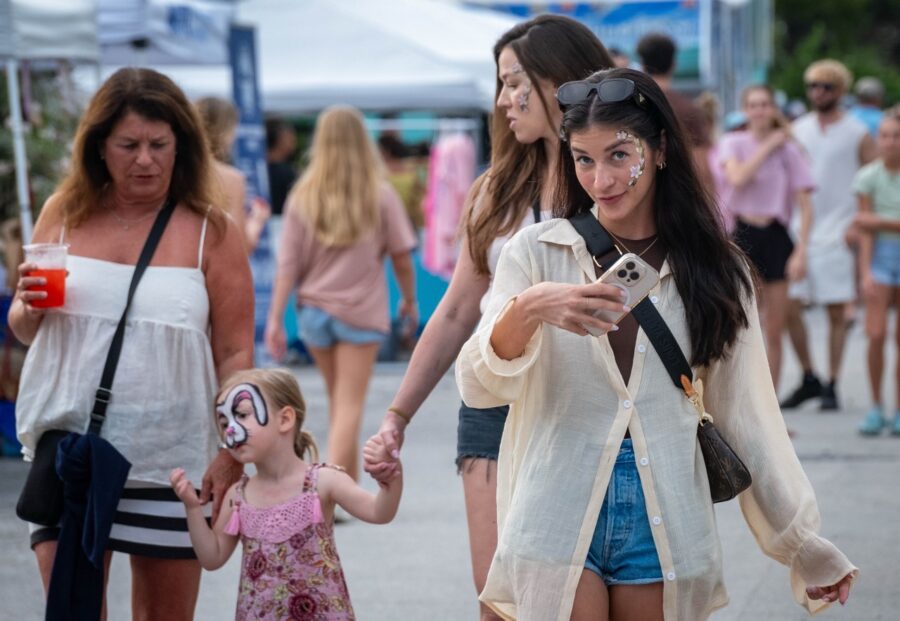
[470,1,707,83]
[229,24,275,365]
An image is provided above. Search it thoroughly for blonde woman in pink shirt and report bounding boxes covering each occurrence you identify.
[719,85,814,392]
[265,105,417,481]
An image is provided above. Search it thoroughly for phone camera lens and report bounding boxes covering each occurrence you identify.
[617,269,627,278]
[625,262,636,270]
[630,271,640,280]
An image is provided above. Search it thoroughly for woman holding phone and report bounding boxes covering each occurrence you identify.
[455,68,856,620]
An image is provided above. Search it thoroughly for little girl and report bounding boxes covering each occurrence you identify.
[170,368,402,620]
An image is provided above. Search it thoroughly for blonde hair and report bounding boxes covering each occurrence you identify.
[804,59,853,94]
[217,368,318,461]
[195,97,239,162]
[288,105,383,246]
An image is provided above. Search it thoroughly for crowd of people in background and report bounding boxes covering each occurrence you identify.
[6,13,899,621]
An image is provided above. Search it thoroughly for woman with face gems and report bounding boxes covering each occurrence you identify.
[363,15,612,620]
[455,68,857,620]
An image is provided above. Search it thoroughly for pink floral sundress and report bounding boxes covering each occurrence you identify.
[225,464,355,620]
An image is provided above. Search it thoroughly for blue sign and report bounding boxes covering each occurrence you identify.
[229,24,275,365]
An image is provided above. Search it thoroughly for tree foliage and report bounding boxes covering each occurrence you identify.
[771,0,900,104]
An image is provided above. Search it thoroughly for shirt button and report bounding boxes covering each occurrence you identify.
[623,400,632,409]
[637,344,647,353]
[667,572,676,581]
[652,516,662,526]
[650,295,660,304]
[639,457,649,466]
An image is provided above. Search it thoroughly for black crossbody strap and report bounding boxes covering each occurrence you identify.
[568,212,693,390]
[89,198,176,435]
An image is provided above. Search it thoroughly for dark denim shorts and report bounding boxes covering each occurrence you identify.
[456,402,509,466]
[585,439,663,585]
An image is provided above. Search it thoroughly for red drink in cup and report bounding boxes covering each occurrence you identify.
[23,243,68,308]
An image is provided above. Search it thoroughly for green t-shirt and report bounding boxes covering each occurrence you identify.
[853,159,900,241]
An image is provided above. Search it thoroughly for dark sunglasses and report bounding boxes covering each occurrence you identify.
[556,77,646,111]
[805,81,836,92]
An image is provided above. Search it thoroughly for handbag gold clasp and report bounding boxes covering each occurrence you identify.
[680,375,714,425]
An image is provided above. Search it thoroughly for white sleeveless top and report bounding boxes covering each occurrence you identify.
[16,218,219,486]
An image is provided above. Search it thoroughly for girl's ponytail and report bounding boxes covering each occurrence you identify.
[294,428,319,462]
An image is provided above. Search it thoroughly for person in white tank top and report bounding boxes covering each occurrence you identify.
[8,68,254,620]
[780,59,877,412]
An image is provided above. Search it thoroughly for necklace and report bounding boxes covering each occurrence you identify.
[108,200,165,230]
[592,229,659,271]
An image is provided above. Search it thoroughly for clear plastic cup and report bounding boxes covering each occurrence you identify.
[23,243,68,308]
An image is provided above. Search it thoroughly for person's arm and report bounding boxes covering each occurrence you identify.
[722,131,788,188]
[702,290,857,613]
[8,196,64,345]
[859,133,877,165]
[785,189,812,282]
[265,210,304,361]
[390,251,418,337]
[170,469,240,570]
[856,194,877,300]
[200,213,255,522]
[319,464,402,525]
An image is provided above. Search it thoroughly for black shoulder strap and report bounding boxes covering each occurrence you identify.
[531,199,542,224]
[567,212,693,390]
[89,198,177,435]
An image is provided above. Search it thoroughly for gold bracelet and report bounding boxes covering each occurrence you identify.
[387,406,413,424]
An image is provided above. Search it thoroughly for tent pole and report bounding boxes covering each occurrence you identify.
[5,58,34,244]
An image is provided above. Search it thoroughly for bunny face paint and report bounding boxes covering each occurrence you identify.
[216,383,269,449]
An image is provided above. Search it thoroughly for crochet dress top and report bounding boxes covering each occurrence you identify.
[225,464,355,621]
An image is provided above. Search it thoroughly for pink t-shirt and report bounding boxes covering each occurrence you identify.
[278,182,417,333]
[718,131,815,226]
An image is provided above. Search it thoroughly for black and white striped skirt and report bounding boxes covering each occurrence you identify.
[29,481,211,560]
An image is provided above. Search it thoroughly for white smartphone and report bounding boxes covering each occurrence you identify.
[584,252,660,337]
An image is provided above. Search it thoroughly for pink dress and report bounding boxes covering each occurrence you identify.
[225,465,355,620]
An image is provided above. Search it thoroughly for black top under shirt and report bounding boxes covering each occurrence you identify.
[590,234,667,440]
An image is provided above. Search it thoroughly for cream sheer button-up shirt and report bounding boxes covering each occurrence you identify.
[455,213,858,621]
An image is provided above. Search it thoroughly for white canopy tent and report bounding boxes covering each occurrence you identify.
[1,0,99,242]
[112,0,520,113]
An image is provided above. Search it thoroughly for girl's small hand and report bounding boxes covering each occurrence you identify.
[364,432,401,486]
[16,262,49,315]
[806,572,853,605]
[170,468,202,509]
[520,280,627,337]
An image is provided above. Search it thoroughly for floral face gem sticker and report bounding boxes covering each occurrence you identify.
[616,130,646,187]
[216,383,269,448]
[510,62,533,112]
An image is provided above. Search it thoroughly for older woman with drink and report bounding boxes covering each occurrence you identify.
[9,67,254,620]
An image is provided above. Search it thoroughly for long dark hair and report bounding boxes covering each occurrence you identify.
[556,68,752,366]
[466,15,613,275]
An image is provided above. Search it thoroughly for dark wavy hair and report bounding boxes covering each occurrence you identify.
[556,68,752,366]
[466,14,613,275]
[54,67,222,231]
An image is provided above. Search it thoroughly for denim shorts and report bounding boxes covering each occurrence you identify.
[297,306,387,349]
[585,439,663,586]
[456,402,508,467]
[871,238,900,287]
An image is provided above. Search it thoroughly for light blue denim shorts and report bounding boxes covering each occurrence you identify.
[585,439,663,586]
[297,306,387,349]
[871,238,900,287]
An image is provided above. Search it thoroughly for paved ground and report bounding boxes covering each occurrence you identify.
[1,307,898,620]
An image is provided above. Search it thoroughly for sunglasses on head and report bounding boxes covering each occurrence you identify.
[805,81,836,92]
[556,77,646,111]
